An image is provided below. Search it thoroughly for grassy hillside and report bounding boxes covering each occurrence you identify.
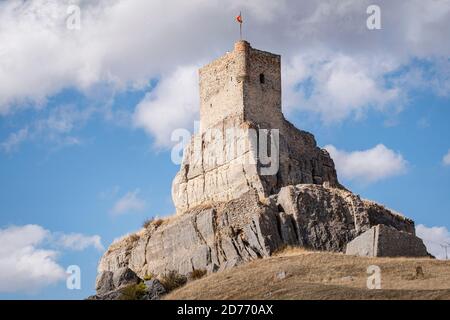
[165,248,450,300]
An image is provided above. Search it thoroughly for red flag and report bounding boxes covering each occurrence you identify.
[236,13,243,24]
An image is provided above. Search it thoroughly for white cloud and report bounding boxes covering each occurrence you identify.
[283,53,401,121]
[0,224,65,293]
[56,233,104,251]
[0,224,104,293]
[0,128,28,153]
[443,150,450,166]
[0,104,91,153]
[0,0,450,145]
[416,224,450,260]
[325,144,407,184]
[111,189,147,216]
[133,66,200,147]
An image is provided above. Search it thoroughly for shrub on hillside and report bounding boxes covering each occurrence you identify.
[142,217,164,229]
[119,282,147,300]
[188,269,207,281]
[153,218,164,228]
[129,233,140,243]
[142,218,154,229]
[143,273,154,281]
[160,270,187,292]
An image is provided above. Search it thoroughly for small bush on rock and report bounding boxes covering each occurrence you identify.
[129,233,140,243]
[160,270,187,292]
[142,218,154,229]
[188,269,207,281]
[153,218,164,228]
[119,282,147,300]
[142,217,164,229]
[143,273,154,281]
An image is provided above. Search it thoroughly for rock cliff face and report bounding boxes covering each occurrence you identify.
[95,41,429,296]
[171,117,340,214]
[97,185,416,284]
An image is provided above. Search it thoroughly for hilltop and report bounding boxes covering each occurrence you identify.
[165,248,450,300]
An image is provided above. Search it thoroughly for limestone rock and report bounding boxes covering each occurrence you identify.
[275,185,414,251]
[87,290,123,300]
[172,117,340,214]
[97,184,418,294]
[95,271,114,294]
[345,224,429,257]
[94,267,141,297]
[112,267,141,289]
[143,279,166,300]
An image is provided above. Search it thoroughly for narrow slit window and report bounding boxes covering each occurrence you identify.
[259,73,265,84]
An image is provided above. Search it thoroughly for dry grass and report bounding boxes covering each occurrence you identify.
[188,269,207,281]
[164,248,450,300]
[143,217,166,230]
[272,245,314,256]
[160,270,188,293]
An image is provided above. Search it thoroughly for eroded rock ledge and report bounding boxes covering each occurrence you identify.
[97,184,419,292]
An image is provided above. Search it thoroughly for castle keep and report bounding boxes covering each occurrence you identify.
[95,42,429,297]
[199,40,283,132]
[172,41,338,214]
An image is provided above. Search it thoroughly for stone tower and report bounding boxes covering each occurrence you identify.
[172,41,340,214]
[199,40,283,132]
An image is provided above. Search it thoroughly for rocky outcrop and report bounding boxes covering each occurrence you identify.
[345,224,429,257]
[143,279,167,300]
[172,117,340,214]
[91,267,141,300]
[90,268,167,300]
[96,184,417,292]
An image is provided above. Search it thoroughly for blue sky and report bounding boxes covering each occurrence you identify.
[0,0,450,299]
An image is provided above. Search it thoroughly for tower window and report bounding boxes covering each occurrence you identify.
[259,73,265,84]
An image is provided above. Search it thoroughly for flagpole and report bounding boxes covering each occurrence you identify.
[240,11,242,40]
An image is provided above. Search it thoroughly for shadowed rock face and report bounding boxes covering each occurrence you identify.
[96,185,417,292]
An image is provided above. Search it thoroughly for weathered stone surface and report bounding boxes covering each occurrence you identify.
[98,191,279,282]
[275,185,414,252]
[89,278,167,301]
[112,267,141,289]
[172,117,341,214]
[95,271,114,294]
[345,224,429,257]
[90,268,141,300]
[143,279,166,300]
[87,290,123,300]
[97,184,418,295]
